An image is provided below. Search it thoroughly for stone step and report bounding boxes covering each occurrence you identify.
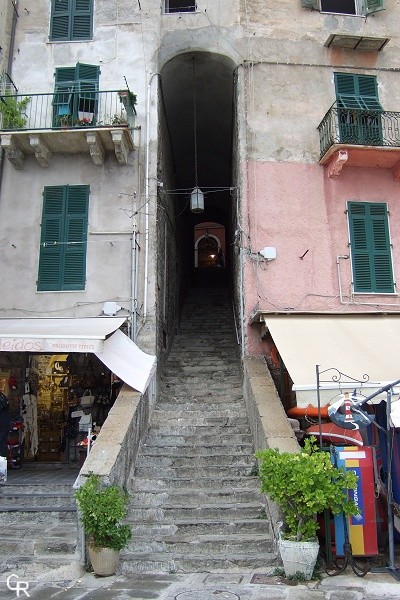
[0,535,77,556]
[126,533,272,556]
[143,433,254,446]
[159,389,244,400]
[130,518,270,537]
[140,443,254,457]
[0,554,81,580]
[135,453,256,469]
[0,491,76,509]
[151,412,250,427]
[120,551,277,574]
[127,503,264,522]
[131,488,263,507]
[146,427,252,440]
[130,476,261,492]
[153,402,245,415]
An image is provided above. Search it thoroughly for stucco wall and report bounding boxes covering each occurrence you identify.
[243,161,400,355]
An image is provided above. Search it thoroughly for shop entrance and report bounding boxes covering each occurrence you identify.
[2,352,121,470]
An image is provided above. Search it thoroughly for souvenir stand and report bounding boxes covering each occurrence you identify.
[315,366,400,580]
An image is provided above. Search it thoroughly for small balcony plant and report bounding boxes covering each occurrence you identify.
[118,89,137,110]
[75,116,93,127]
[75,473,132,576]
[0,93,31,129]
[256,437,358,578]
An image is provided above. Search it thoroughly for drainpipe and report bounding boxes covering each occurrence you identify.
[143,72,160,323]
[0,1,19,197]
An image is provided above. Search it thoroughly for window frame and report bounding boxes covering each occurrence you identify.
[53,63,100,127]
[50,0,94,42]
[347,201,395,295]
[37,185,89,292]
[163,1,197,14]
[301,0,385,16]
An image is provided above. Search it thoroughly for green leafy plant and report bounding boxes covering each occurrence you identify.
[0,92,31,129]
[256,438,359,542]
[75,474,132,551]
[118,89,137,107]
[56,114,73,127]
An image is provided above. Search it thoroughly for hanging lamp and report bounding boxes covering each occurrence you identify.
[190,57,204,213]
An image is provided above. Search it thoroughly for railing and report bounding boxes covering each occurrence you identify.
[0,89,136,132]
[318,105,400,159]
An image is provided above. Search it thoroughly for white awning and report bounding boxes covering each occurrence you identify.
[0,317,156,393]
[0,317,126,353]
[95,329,156,394]
[262,314,400,408]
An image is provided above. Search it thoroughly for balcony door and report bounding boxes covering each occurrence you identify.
[53,63,99,127]
[335,73,383,146]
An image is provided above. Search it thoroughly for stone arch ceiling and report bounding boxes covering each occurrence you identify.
[160,52,235,225]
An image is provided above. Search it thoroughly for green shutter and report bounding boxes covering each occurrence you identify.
[348,202,394,294]
[301,0,320,8]
[71,0,93,40]
[335,73,382,110]
[38,185,89,291]
[50,0,93,41]
[53,64,99,125]
[38,186,65,290]
[63,186,89,290]
[50,0,71,41]
[364,0,385,14]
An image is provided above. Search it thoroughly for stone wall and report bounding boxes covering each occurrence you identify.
[243,356,299,538]
[78,379,156,488]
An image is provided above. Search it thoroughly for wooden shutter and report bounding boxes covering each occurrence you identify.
[348,202,394,294]
[335,73,362,109]
[38,186,89,291]
[50,0,93,41]
[50,0,71,41]
[71,0,93,40]
[364,0,385,15]
[63,186,89,290]
[38,186,65,290]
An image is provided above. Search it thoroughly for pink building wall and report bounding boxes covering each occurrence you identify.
[243,161,400,355]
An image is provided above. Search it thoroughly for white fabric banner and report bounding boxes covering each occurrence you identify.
[96,329,156,393]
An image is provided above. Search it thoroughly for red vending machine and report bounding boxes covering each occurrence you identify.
[331,446,378,557]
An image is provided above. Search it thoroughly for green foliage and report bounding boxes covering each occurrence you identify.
[118,89,137,107]
[75,474,132,551]
[0,92,31,129]
[255,438,358,542]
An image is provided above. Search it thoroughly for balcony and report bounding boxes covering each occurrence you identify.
[318,105,400,180]
[0,89,136,168]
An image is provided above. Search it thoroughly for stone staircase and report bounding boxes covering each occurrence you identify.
[121,270,277,574]
[0,471,80,579]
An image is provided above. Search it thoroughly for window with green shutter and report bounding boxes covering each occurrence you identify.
[348,202,394,294]
[38,185,89,291]
[301,0,385,15]
[50,0,93,42]
[334,73,383,145]
[53,63,99,127]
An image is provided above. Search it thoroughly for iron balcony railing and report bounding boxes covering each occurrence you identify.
[0,89,136,132]
[318,104,400,159]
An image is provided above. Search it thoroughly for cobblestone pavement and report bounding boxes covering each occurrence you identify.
[1,570,399,600]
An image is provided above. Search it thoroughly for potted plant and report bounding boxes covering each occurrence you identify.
[255,437,358,579]
[118,89,137,110]
[0,93,31,129]
[75,473,132,576]
[56,114,72,128]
